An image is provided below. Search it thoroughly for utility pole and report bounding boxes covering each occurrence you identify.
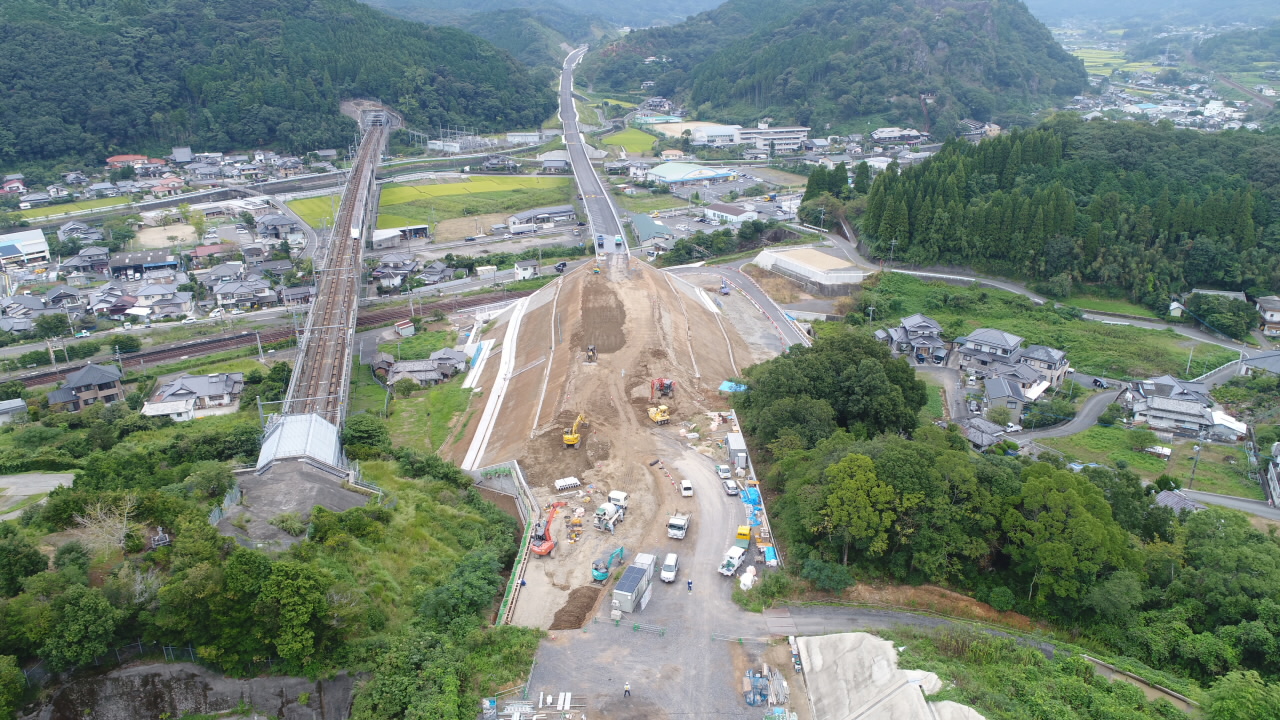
[866,306,875,324]
[254,331,265,362]
[1186,345,1195,376]
[890,238,897,266]
[1188,443,1202,488]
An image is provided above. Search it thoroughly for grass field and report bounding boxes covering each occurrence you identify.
[603,128,658,154]
[1041,426,1261,499]
[176,357,267,378]
[378,329,455,360]
[615,192,690,214]
[289,177,574,231]
[1064,295,1159,319]
[19,197,129,219]
[349,360,388,416]
[869,272,1237,379]
[388,377,473,452]
[919,375,945,424]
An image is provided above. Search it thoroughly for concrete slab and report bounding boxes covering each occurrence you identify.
[0,472,74,519]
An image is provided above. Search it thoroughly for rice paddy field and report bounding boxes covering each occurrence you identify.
[287,176,574,230]
[18,196,129,219]
[1070,47,1163,76]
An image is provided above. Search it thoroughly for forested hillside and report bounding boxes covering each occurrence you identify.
[363,0,608,67]
[0,0,557,166]
[581,0,1086,135]
[1022,0,1279,24]
[858,115,1280,311]
[366,0,724,29]
[737,328,1280,712]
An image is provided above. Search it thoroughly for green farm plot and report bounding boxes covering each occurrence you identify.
[19,197,129,219]
[371,176,574,228]
[615,192,689,214]
[603,128,658,154]
[869,273,1237,380]
[287,194,340,229]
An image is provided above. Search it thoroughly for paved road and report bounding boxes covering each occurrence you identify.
[1183,490,1280,521]
[1019,390,1122,440]
[559,47,626,255]
[668,265,811,348]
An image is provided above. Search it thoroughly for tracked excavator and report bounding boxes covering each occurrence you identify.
[585,345,597,364]
[592,546,625,582]
[563,414,585,448]
[530,502,567,557]
[650,378,675,402]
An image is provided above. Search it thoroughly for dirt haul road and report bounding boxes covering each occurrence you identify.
[451,256,769,629]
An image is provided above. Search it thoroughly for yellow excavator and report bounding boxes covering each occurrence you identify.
[563,414,586,448]
[648,406,670,425]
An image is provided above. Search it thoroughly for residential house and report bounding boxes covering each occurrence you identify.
[1153,490,1206,514]
[280,286,315,306]
[256,214,299,240]
[541,159,570,174]
[627,162,652,180]
[46,184,70,199]
[1121,375,1212,409]
[1242,351,1280,377]
[386,360,445,387]
[959,416,1006,452]
[0,398,28,425]
[114,180,142,195]
[145,177,185,197]
[604,162,629,175]
[1017,345,1071,387]
[64,272,91,288]
[957,328,1023,374]
[57,221,105,245]
[742,149,770,161]
[1131,395,1216,436]
[2,174,26,194]
[192,244,236,263]
[241,244,268,266]
[43,285,81,309]
[514,259,540,281]
[482,155,520,172]
[150,291,193,318]
[507,206,577,227]
[419,260,453,285]
[169,147,194,164]
[108,249,178,278]
[703,204,758,224]
[660,149,686,161]
[370,352,396,379]
[140,268,186,286]
[1257,295,1280,337]
[430,348,469,375]
[985,377,1028,418]
[46,363,124,412]
[202,262,246,287]
[105,295,139,320]
[62,171,90,185]
[134,284,178,307]
[1188,288,1248,303]
[59,246,110,274]
[1,295,46,318]
[141,372,244,421]
[870,127,924,143]
[19,192,51,208]
[313,149,338,161]
[0,229,51,268]
[213,279,276,308]
[874,313,945,361]
[257,260,293,279]
[0,318,33,333]
[85,182,118,198]
[374,253,420,289]
[105,154,148,168]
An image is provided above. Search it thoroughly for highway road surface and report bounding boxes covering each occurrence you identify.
[559,47,627,255]
[1182,490,1280,522]
[668,265,812,349]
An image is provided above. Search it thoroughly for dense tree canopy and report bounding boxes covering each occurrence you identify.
[860,116,1280,312]
[0,0,556,166]
[582,0,1085,133]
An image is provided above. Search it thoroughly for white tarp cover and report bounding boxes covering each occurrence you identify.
[796,632,987,720]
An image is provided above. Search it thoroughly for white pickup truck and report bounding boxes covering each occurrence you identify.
[667,513,691,540]
[718,546,747,576]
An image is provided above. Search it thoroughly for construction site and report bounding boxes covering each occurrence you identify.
[441,253,768,631]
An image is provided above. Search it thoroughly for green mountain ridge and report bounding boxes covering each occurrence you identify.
[364,0,725,30]
[0,0,556,167]
[583,0,1087,136]
[1022,0,1280,24]
[364,0,617,67]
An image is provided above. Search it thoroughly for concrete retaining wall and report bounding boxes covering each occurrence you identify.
[23,663,357,720]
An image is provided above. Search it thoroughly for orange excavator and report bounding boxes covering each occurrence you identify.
[530,502,567,557]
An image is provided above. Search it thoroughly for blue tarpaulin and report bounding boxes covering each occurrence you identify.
[763,546,777,563]
[742,487,762,505]
[719,381,747,392]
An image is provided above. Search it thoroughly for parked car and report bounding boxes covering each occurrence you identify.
[680,478,694,497]
[722,480,740,496]
[1005,423,1023,433]
[660,553,679,583]
[182,317,198,324]
[209,308,224,319]
[74,330,91,338]
[1093,378,1109,389]
[231,308,245,315]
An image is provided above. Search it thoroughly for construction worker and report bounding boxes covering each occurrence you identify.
[687,579,693,593]
[624,682,631,697]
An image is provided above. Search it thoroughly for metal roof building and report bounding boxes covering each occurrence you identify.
[256,413,346,474]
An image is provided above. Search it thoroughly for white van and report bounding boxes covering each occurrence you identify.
[680,478,694,497]
[209,308,224,319]
[660,553,679,583]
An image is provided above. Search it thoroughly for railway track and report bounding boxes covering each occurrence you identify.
[14,290,534,389]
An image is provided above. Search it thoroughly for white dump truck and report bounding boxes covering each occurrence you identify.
[667,513,692,540]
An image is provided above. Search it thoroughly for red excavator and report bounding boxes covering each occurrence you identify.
[650,378,675,402]
[530,502,567,557]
